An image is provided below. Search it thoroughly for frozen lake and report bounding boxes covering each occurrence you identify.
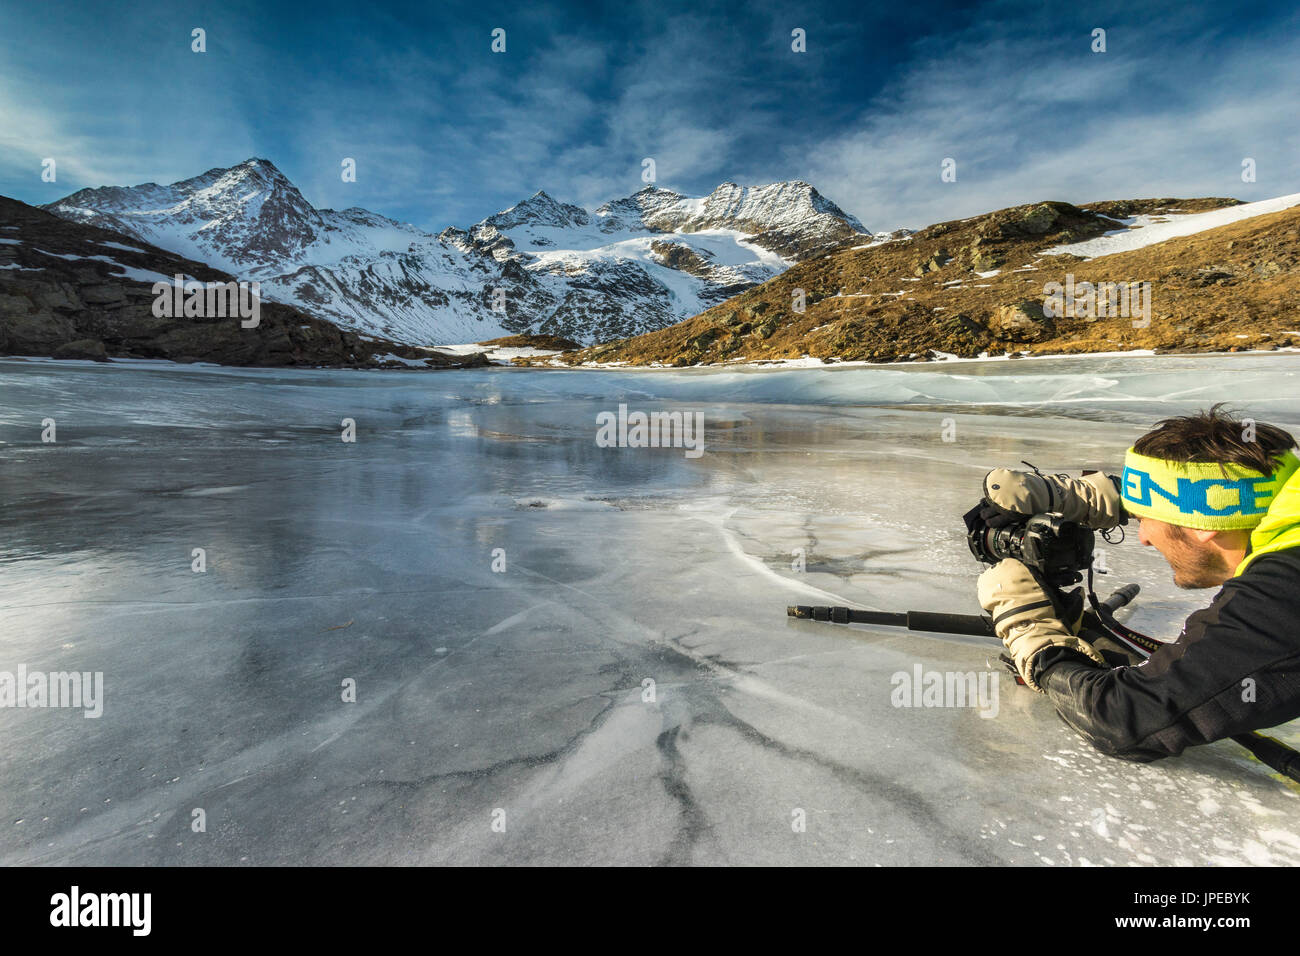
[2,352,1299,865]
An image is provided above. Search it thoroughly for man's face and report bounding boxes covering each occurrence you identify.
[1137,517,1233,589]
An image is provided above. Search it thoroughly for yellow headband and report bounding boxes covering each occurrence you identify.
[1120,447,1300,531]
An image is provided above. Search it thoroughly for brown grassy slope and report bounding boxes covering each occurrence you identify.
[523,197,1300,366]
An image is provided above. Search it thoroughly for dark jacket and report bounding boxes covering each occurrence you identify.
[1032,453,1300,760]
[1035,546,1300,760]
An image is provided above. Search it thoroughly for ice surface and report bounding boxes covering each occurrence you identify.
[1,352,1299,865]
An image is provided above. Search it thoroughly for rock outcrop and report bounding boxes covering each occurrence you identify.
[0,196,479,368]
[521,196,1300,367]
[43,159,874,347]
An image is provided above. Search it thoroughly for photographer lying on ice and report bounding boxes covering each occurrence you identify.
[976,405,1300,761]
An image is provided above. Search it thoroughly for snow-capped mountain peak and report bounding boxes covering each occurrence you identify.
[485,190,591,230]
[665,179,867,236]
[47,156,325,271]
[43,160,872,346]
[594,185,688,233]
[591,179,868,257]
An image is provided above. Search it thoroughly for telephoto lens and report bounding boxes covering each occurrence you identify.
[965,506,1095,587]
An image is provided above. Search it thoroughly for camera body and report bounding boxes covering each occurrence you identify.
[966,511,1094,587]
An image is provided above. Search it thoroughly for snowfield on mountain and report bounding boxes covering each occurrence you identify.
[43,159,872,346]
[1044,192,1300,258]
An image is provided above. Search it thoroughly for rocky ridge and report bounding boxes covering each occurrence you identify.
[0,196,484,368]
[43,160,873,346]
[526,197,1300,367]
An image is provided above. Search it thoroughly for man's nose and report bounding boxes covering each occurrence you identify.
[1137,519,1152,546]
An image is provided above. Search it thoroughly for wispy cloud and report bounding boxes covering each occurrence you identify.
[1,0,1296,234]
[795,4,1300,229]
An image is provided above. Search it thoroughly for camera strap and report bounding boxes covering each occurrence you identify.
[1085,564,1163,658]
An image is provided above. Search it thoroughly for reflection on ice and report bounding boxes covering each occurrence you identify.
[1,353,1298,865]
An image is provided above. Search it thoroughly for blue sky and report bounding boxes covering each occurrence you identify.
[2,0,1297,233]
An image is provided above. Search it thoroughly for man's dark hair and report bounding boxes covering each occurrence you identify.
[1134,403,1296,473]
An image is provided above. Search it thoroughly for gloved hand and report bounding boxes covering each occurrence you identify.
[980,467,1126,530]
[977,559,1106,691]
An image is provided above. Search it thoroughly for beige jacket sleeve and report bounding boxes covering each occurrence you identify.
[983,469,1125,530]
[977,559,1107,691]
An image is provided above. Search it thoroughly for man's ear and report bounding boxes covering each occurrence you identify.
[1197,528,1250,549]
